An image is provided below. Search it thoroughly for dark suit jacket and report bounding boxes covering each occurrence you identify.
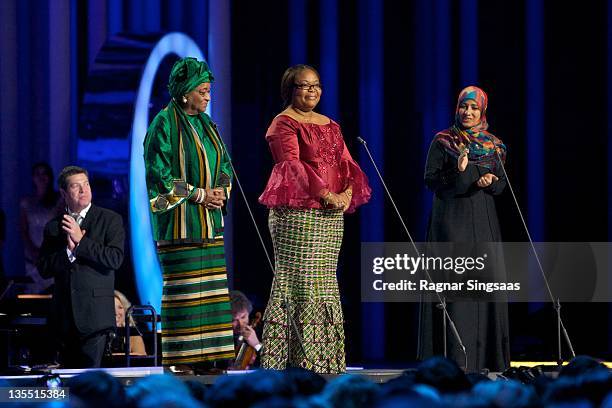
[38,205,125,337]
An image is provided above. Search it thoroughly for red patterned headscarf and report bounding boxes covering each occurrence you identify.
[434,86,506,172]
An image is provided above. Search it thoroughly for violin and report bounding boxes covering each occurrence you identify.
[232,311,262,370]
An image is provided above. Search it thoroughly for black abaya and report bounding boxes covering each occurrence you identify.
[418,139,510,372]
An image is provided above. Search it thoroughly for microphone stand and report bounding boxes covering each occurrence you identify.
[0,280,14,302]
[357,136,467,370]
[220,143,333,372]
[493,149,575,364]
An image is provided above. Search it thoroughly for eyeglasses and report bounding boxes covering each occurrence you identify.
[294,83,322,91]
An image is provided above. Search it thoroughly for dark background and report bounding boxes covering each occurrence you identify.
[0,0,610,367]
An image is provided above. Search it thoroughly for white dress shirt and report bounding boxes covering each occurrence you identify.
[66,203,92,263]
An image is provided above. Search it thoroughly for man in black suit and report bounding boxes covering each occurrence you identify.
[38,166,124,368]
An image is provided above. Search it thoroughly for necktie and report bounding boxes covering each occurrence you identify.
[71,213,83,226]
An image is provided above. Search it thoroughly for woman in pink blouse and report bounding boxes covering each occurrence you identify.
[259,64,371,373]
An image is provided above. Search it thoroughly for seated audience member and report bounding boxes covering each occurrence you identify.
[184,379,208,403]
[283,367,326,397]
[138,393,205,408]
[207,369,293,408]
[603,392,612,408]
[127,374,192,407]
[375,391,441,408]
[415,357,471,394]
[67,370,127,408]
[472,379,538,408]
[321,375,381,408]
[544,370,612,408]
[559,355,608,378]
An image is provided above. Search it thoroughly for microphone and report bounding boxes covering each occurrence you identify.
[357,136,468,368]
[0,280,14,302]
[216,173,231,188]
[493,149,575,363]
[215,173,231,207]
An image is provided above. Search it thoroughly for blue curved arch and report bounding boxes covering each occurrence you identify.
[129,32,207,316]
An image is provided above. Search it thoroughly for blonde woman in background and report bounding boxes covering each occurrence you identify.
[114,290,146,356]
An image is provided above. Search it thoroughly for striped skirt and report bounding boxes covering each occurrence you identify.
[261,207,346,373]
[157,241,235,365]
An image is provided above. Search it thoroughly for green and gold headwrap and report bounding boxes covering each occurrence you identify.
[167,57,214,99]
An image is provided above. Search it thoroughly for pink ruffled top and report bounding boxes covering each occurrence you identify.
[259,114,371,213]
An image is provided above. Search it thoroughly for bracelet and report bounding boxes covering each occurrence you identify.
[195,188,207,204]
[323,191,333,204]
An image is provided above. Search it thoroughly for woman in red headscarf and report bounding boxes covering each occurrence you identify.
[418,86,510,372]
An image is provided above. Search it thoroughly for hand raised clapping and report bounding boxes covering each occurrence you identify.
[62,214,86,251]
[458,148,469,172]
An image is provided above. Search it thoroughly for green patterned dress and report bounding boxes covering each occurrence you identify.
[144,101,234,365]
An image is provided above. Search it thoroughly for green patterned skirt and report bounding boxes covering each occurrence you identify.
[157,241,235,365]
[261,207,346,373]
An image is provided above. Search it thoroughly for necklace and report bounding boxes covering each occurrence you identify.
[291,107,314,123]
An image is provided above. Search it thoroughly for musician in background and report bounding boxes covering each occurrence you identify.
[230,290,261,369]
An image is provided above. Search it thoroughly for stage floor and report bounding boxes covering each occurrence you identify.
[0,363,577,387]
[0,367,410,386]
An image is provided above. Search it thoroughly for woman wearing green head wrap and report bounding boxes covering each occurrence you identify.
[143,56,234,372]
